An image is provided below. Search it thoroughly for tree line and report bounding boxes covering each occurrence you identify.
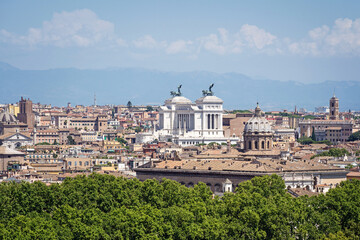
[0,174,359,239]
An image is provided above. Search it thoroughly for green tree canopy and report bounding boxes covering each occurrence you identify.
[311,127,316,141]
[146,105,154,112]
[348,131,360,141]
[67,136,76,145]
[127,101,132,109]
[116,137,127,145]
[0,174,359,239]
[311,148,350,159]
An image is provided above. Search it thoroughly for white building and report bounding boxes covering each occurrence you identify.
[108,119,120,129]
[315,106,329,113]
[138,90,239,146]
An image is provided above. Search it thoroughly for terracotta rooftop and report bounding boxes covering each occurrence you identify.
[151,158,344,173]
[347,172,360,177]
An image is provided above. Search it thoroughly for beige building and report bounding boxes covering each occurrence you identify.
[81,131,98,142]
[0,146,25,172]
[69,118,96,131]
[299,120,353,144]
[102,140,123,152]
[95,114,108,132]
[299,95,353,144]
[136,158,347,193]
[53,114,69,128]
[223,113,252,139]
[63,157,92,170]
[58,129,70,145]
[34,129,60,144]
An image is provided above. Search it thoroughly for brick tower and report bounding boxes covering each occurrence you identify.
[17,97,35,128]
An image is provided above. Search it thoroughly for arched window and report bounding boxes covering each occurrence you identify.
[267,141,270,149]
[255,141,258,150]
[248,141,252,149]
[261,141,265,149]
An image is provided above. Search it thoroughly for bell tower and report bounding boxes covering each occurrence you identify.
[329,94,339,120]
[18,97,35,128]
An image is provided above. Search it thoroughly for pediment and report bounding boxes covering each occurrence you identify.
[5,133,32,141]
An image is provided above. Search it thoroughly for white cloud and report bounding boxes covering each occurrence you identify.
[201,33,227,55]
[0,9,125,47]
[308,25,329,41]
[132,35,167,49]
[198,26,276,55]
[2,12,360,58]
[0,29,21,44]
[288,18,360,56]
[166,40,192,54]
[239,24,277,49]
[218,28,229,43]
[133,35,157,49]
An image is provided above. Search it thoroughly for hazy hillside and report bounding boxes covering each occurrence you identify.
[0,62,359,111]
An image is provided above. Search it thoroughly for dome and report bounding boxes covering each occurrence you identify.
[165,96,192,105]
[195,95,223,104]
[0,110,18,123]
[244,103,272,133]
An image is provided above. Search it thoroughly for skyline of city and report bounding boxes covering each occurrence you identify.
[1,2,360,238]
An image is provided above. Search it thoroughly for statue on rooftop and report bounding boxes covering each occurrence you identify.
[202,83,214,96]
[170,84,182,97]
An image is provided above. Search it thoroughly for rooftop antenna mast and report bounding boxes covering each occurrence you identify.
[94,93,97,107]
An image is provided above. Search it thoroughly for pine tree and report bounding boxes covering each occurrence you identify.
[311,127,316,141]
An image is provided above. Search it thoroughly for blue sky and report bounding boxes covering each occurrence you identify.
[1,0,360,83]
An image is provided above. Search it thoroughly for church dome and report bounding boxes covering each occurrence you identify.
[0,110,18,123]
[165,96,192,105]
[244,103,272,133]
[195,95,223,104]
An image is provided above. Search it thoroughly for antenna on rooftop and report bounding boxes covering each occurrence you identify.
[94,93,97,107]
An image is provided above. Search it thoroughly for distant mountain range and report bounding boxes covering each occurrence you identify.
[0,62,359,111]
